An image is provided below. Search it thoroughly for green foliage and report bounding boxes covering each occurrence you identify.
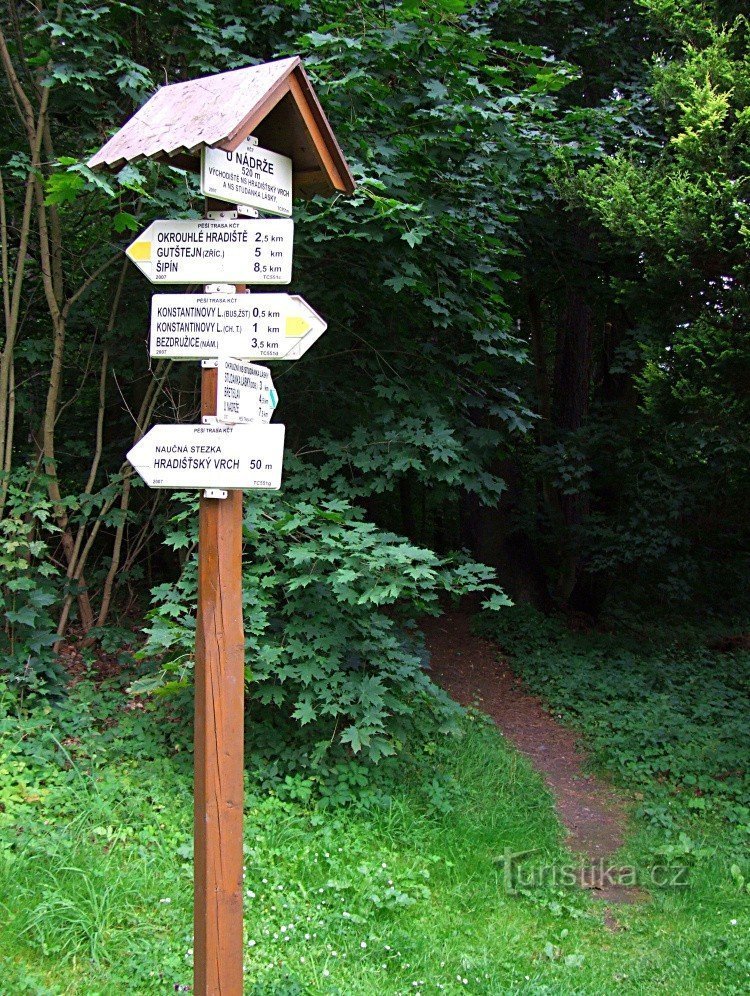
[3,0,746,636]
[264,1,564,540]
[0,0,568,657]
[570,7,750,271]
[512,1,750,606]
[477,604,750,844]
[138,473,506,779]
[0,472,63,688]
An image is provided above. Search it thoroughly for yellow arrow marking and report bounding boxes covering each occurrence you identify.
[127,240,151,262]
[285,315,311,338]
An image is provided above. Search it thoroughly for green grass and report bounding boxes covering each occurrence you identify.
[1,626,749,994]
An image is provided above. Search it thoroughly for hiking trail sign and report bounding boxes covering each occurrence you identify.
[88,56,355,996]
[126,218,293,284]
[202,137,293,216]
[215,359,277,425]
[127,422,285,489]
[149,292,326,360]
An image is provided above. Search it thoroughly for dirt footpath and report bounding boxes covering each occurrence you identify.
[423,611,645,904]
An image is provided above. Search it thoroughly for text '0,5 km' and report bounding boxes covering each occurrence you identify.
[126,218,293,284]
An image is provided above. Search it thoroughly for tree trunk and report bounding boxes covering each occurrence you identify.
[460,460,553,611]
[551,245,595,608]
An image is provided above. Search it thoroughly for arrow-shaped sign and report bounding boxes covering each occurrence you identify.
[126,218,293,285]
[216,359,277,425]
[149,293,327,360]
[127,423,285,490]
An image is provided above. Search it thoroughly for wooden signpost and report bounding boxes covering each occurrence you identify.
[194,353,245,994]
[89,57,354,995]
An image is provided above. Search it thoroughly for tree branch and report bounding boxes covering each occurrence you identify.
[61,252,120,320]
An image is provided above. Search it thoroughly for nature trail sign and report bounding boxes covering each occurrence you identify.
[89,56,354,996]
[126,218,293,284]
[127,423,284,489]
[149,292,326,360]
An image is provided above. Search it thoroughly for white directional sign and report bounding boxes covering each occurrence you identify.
[201,139,293,217]
[126,219,293,284]
[217,359,277,425]
[149,293,327,360]
[127,423,285,490]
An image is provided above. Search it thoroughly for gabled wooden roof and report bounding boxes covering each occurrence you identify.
[88,57,354,197]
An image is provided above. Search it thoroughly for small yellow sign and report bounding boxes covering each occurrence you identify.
[285,316,311,338]
[127,240,151,261]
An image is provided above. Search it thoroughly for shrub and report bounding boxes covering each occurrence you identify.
[0,471,63,690]
[136,484,508,783]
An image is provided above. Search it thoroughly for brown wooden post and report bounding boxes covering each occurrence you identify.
[193,278,247,993]
[87,58,356,996]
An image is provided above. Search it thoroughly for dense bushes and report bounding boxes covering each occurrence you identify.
[137,470,508,782]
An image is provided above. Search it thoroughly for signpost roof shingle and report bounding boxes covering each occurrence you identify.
[88,56,354,197]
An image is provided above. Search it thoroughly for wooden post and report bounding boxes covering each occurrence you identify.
[194,284,246,992]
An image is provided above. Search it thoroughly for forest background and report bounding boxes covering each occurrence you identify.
[0,0,748,771]
[1,2,749,991]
